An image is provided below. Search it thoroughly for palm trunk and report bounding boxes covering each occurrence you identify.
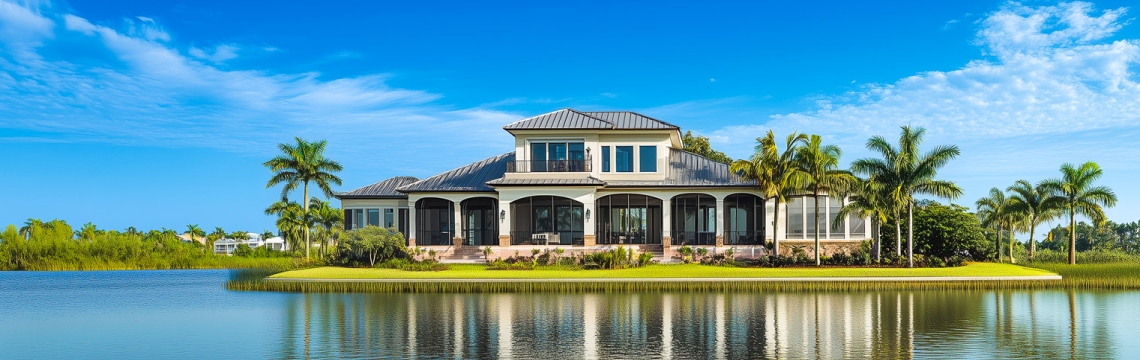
[303,182,311,260]
[997,224,1003,263]
[814,191,822,266]
[907,200,914,268]
[1009,224,1016,264]
[873,217,881,263]
[1068,209,1076,265]
[1028,219,1036,261]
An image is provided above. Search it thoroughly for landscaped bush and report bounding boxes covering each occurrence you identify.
[333,226,408,267]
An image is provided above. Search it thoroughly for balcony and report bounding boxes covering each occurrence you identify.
[507,156,592,173]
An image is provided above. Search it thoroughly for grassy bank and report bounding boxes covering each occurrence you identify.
[228,262,1070,293]
[1025,262,1140,289]
[12,256,303,271]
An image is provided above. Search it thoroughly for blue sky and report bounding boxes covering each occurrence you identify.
[1,0,1138,238]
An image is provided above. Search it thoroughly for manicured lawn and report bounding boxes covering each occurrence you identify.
[272,262,1055,280]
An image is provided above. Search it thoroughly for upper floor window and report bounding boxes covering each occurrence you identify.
[615,146,634,172]
[530,141,586,172]
[602,146,610,172]
[639,146,657,172]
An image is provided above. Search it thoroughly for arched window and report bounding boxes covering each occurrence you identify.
[671,194,717,245]
[509,196,584,246]
[724,193,765,245]
[596,194,663,245]
[415,198,454,246]
[461,197,498,246]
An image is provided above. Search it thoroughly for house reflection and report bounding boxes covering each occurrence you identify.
[274,290,1117,359]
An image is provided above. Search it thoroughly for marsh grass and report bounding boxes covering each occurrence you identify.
[227,279,1070,293]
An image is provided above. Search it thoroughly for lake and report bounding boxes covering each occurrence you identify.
[0,270,1137,359]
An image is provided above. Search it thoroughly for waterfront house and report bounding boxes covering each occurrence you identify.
[335,109,869,259]
[213,233,288,255]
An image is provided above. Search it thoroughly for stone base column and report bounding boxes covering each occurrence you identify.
[453,236,463,248]
[662,236,671,251]
[715,235,724,247]
[408,237,417,248]
[498,235,510,247]
[583,235,596,247]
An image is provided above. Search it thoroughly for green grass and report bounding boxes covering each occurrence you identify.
[270,262,1053,280]
[1025,262,1140,290]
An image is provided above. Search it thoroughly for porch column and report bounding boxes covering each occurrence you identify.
[582,197,596,247]
[661,198,672,251]
[408,203,417,247]
[498,200,511,247]
[715,198,725,247]
[453,202,463,247]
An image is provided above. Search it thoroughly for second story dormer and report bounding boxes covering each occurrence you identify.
[501,109,682,182]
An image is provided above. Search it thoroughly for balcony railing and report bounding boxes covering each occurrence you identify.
[671,231,717,246]
[510,231,583,246]
[724,230,765,246]
[507,157,592,173]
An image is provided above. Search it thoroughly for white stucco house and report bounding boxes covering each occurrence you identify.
[213,233,288,255]
[335,109,869,258]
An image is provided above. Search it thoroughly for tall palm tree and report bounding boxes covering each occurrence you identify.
[852,126,962,268]
[266,199,308,253]
[729,130,808,257]
[264,137,343,260]
[795,135,856,265]
[834,177,892,262]
[186,224,203,244]
[976,188,1015,263]
[1007,180,1062,261]
[309,198,344,257]
[1041,161,1118,265]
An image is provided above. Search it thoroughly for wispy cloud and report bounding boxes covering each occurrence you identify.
[0,0,519,178]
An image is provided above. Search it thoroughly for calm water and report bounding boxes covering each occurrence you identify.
[1,271,1138,359]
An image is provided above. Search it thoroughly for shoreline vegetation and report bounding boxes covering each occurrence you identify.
[223,262,1140,293]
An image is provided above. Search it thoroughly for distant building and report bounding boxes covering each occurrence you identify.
[213,232,287,255]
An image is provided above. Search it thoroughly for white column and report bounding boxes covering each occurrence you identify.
[662,295,673,359]
[715,199,725,238]
[453,201,463,245]
[662,199,672,239]
[408,203,417,243]
[499,200,512,237]
[582,197,596,236]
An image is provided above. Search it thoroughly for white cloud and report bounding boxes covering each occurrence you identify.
[0,1,519,178]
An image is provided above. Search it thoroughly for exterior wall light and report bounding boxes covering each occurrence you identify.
[500,209,506,222]
[585,209,591,221]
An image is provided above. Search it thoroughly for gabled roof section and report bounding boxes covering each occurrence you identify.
[605,149,756,188]
[503,108,680,131]
[335,176,420,199]
[580,111,680,130]
[397,153,514,193]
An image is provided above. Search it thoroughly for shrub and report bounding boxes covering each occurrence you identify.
[638,252,655,267]
[334,227,408,267]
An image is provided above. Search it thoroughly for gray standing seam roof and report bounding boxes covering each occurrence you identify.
[503,108,679,131]
[604,148,756,188]
[335,176,420,199]
[397,153,514,193]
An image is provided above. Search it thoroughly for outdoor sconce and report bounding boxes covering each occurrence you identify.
[499,209,506,222]
[585,209,591,221]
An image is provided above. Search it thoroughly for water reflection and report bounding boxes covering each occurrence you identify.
[271,290,1134,359]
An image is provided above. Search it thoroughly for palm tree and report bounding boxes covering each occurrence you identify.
[264,137,343,259]
[266,199,308,253]
[834,177,892,262]
[75,222,98,241]
[795,135,856,265]
[208,227,226,253]
[18,218,43,240]
[729,130,808,257]
[309,198,344,258]
[976,188,1015,263]
[186,224,204,244]
[1007,180,1062,261]
[852,126,962,268]
[1041,161,1118,265]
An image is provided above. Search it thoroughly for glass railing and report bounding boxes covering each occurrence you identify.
[507,157,592,173]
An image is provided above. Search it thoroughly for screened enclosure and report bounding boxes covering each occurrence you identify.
[596,194,663,245]
[670,194,717,245]
[510,196,585,245]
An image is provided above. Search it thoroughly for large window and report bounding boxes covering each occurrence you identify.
[639,146,657,172]
[510,196,584,245]
[601,146,610,172]
[384,209,395,228]
[345,207,404,232]
[615,146,634,172]
[461,197,498,246]
[415,198,454,246]
[368,209,380,227]
[785,196,856,240]
[724,194,764,245]
[671,194,717,245]
[597,194,663,245]
[530,141,586,172]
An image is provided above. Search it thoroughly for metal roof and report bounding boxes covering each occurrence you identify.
[503,108,679,131]
[604,148,756,188]
[486,177,607,187]
[335,176,420,199]
[397,153,514,193]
